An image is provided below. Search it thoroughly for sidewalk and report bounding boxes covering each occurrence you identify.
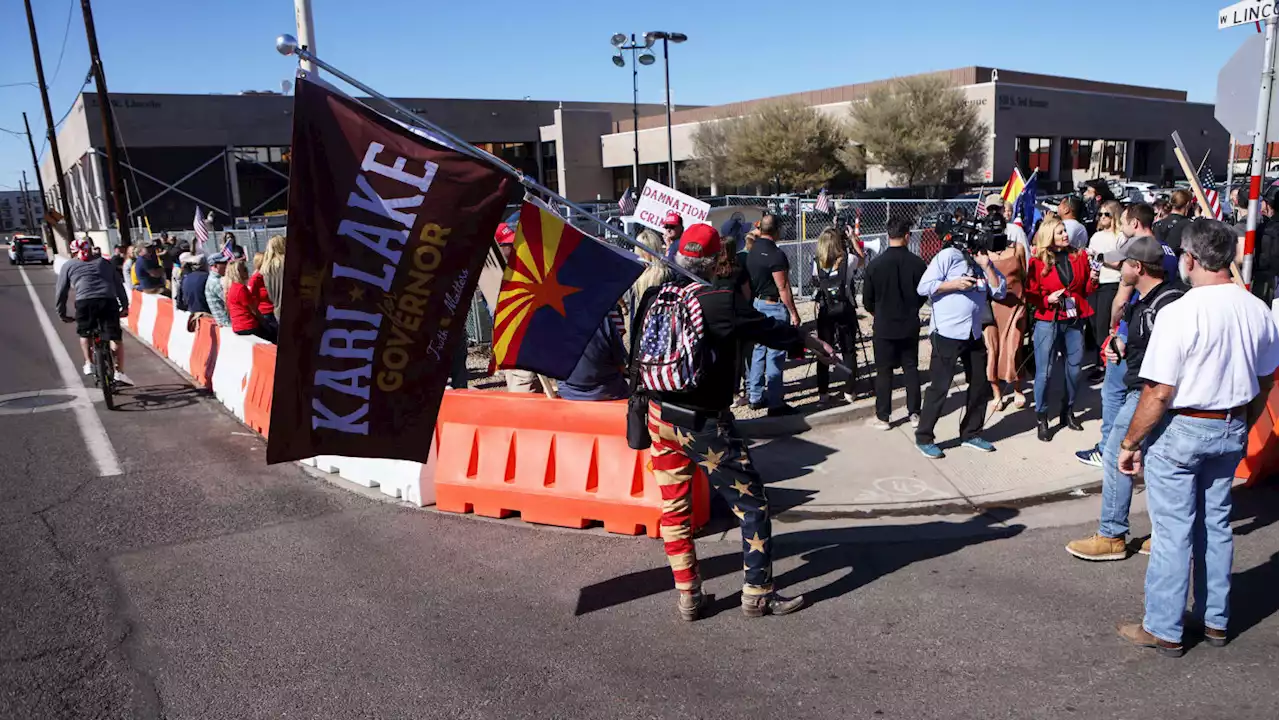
[748,377,1107,519]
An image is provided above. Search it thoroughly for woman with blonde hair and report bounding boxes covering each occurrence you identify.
[259,234,286,321]
[629,228,672,307]
[246,250,279,340]
[809,226,859,403]
[1026,215,1098,441]
[983,222,1028,413]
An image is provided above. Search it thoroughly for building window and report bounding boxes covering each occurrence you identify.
[1100,140,1127,175]
[1063,139,1094,170]
[1016,137,1052,174]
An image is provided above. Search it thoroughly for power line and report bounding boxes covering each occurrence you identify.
[46,0,76,87]
[0,81,39,88]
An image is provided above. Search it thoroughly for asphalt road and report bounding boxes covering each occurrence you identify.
[0,260,1276,720]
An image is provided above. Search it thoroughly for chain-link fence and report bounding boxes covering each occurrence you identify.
[716,195,979,299]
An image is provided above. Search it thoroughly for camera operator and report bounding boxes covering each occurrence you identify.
[913,218,1008,459]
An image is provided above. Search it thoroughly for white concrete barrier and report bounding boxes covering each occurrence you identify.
[168,309,195,374]
[136,293,159,346]
[210,329,262,421]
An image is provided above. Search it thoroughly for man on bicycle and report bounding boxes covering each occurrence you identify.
[55,238,133,386]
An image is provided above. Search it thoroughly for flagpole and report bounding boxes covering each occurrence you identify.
[274,34,709,287]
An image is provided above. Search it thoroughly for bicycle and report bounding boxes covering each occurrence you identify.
[61,311,125,410]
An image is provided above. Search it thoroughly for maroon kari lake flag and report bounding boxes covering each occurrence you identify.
[267,76,515,464]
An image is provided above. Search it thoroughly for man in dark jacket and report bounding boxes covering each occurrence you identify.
[1253,185,1278,304]
[636,223,835,621]
[180,254,212,315]
[558,309,628,401]
[862,216,927,428]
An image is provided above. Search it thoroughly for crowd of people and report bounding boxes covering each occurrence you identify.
[109,230,284,344]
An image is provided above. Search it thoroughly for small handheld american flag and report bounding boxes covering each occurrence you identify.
[618,187,638,216]
[193,206,209,248]
[1197,165,1222,220]
[974,188,988,218]
[814,188,831,214]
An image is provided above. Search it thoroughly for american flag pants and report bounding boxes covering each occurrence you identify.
[647,401,773,597]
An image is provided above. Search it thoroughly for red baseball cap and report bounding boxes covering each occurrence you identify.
[494,223,516,245]
[661,211,683,227]
[678,223,722,259]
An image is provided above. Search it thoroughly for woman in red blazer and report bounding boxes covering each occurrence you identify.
[1025,216,1098,441]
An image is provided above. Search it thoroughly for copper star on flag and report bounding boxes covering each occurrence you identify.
[731,505,747,521]
[673,428,693,448]
[732,478,754,497]
[700,447,725,474]
[746,533,767,554]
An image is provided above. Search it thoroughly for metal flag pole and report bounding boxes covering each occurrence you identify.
[1242,15,1278,290]
[274,34,708,287]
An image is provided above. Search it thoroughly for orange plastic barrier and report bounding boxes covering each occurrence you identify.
[1235,372,1278,486]
[433,390,709,537]
[151,298,174,358]
[188,316,220,389]
[243,342,277,438]
[126,290,142,333]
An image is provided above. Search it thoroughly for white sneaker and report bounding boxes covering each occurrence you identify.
[112,371,134,386]
[866,417,891,431]
[843,392,856,404]
[82,362,93,376]
[910,414,921,428]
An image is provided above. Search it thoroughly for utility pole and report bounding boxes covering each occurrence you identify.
[20,173,36,233]
[22,0,74,254]
[22,113,54,245]
[81,0,131,246]
[1241,15,1277,290]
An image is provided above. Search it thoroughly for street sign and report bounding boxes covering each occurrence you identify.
[1218,0,1278,29]
[1216,33,1280,142]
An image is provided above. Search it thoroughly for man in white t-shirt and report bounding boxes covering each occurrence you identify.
[1114,219,1279,657]
[1057,196,1090,250]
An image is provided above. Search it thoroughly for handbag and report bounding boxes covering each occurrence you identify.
[625,290,654,450]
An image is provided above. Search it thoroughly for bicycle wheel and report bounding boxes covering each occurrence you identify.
[96,336,114,411]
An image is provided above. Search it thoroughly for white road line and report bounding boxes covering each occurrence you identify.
[17,266,122,477]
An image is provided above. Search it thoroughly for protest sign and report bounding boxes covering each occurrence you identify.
[632,179,710,231]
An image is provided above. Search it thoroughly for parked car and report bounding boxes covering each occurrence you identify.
[7,235,51,265]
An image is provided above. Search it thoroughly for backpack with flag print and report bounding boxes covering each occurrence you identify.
[635,282,708,392]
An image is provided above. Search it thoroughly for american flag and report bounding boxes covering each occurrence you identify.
[1198,165,1223,220]
[814,188,831,214]
[618,187,637,216]
[974,188,988,218]
[193,206,209,248]
[638,283,706,392]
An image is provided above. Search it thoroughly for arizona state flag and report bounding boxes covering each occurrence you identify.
[493,200,643,379]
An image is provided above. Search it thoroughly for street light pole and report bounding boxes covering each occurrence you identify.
[646,32,687,189]
[611,33,655,190]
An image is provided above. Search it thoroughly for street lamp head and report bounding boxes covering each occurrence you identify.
[668,32,688,43]
[612,54,625,67]
[610,33,627,47]
[275,34,299,56]
[639,52,656,66]
[642,34,655,48]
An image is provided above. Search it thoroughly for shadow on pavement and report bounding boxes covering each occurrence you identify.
[1226,552,1278,641]
[1231,483,1278,537]
[111,384,208,412]
[574,509,1023,617]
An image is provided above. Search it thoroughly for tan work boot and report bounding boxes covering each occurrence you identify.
[1138,537,1152,556]
[1116,622,1183,657]
[678,591,713,622]
[741,591,805,618]
[1065,534,1128,561]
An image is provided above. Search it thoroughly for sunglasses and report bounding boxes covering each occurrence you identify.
[1100,212,1113,218]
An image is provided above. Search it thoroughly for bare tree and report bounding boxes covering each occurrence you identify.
[724,101,847,192]
[845,75,988,187]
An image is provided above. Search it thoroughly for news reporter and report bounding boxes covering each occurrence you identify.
[1026,216,1098,441]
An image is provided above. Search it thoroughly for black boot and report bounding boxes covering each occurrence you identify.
[1061,407,1084,431]
[1037,412,1051,442]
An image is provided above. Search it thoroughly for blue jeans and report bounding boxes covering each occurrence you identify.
[748,299,788,407]
[1098,390,1141,538]
[1032,319,1084,414]
[1097,358,1128,453]
[1143,413,1247,644]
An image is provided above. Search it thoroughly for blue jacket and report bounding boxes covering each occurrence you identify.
[558,316,628,401]
[182,270,212,315]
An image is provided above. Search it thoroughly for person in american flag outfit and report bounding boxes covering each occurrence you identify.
[633,223,835,621]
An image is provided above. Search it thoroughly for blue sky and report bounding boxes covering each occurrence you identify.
[0,0,1258,193]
